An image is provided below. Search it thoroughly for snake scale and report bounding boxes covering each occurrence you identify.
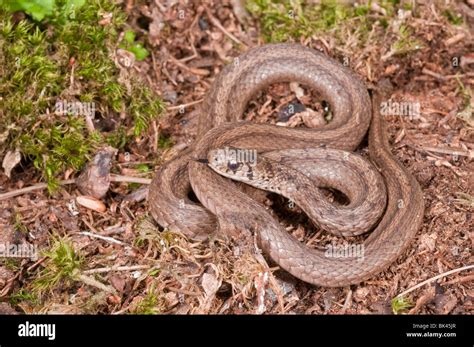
[148,44,424,287]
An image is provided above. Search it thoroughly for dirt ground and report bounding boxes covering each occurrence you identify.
[0,0,473,314]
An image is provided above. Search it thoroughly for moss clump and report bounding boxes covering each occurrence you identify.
[0,0,164,189]
[391,296,413,314]
[31,235,83,295]
[390,24,423,56]
[132,284,164,315]
[246,0,368,42]
[9,288,38,306]
[443,9,463,26]
[245,0,404,44]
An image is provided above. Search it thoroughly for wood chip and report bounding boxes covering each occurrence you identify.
[76,195,107,213]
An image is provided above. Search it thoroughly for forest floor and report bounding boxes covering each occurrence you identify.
[0,0,473,314]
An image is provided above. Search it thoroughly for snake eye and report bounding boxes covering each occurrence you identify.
[227,162,240,171]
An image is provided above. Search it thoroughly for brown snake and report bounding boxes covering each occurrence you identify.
[148,43,425,287]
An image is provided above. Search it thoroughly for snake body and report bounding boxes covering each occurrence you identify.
[148,44,425,287]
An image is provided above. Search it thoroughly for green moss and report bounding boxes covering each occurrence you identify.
[0,0,164,190]
[245,0,405,49]
[246,0,377,43]
[20,116,98,191]
[443,9,463,25]
[14,212,29,234]
[391,296,413,314]
[31,235,83,295]
[9,288,38,306]
[119,29,149,61]
[132,283,163,314]
[136,164,150,173]
[158,134,174,149]
[130,83,164,137]
[0,258,22,271]
[391,24,423,56]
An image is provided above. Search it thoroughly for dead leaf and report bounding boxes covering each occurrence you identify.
[408,286,436,313]
[76,146,117,198]
[2,149,21,178]
[435,293,458,314]
[109,275,126,292]
[198,265,221,313]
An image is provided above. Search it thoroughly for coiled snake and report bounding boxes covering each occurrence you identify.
[148,44,424,287]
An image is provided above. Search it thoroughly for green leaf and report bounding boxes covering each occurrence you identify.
[123,30,136,43]
[136,164,150,173]
[128,43,149,61]
[1,0,56,21]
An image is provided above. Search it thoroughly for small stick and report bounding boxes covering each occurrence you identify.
[110,174,151,185]
[167,99,203,111]
[421,68,474,81]
[83,265,151,275]
[205,8,246,47]
[0,174,151,201]
[441,273,474,286]
[395,264,474,299]
[26,256,48,272]
[76,273,117,294]
[418,146,474,158]
[77,231,126,246]
[341,289,353,313]
[0,179,75,201]
[168,54,209,76]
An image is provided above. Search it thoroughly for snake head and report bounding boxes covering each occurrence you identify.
[207,147,256,181]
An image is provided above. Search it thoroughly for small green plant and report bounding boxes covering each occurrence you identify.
[9,288,38,306]
[391,296,413,314]
[120,29,149,61]
[391,24,423,56]
[158,134,174,149]
[443,9,463,25]
[14,212,29,234]
[32,235,83,295]
[0,258,22,271]
[1,0,54,21]
[133,283,163,314]
[455,79,473,127]
[136,163,150,173]
[0,0,86,21]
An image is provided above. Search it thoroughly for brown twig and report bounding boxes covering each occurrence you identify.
[167,99,204,111]
[205,8,246,47]
[0,179,76,201]
[83,265,151,275]
[0,174,151,201]
[395,264,474,298]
